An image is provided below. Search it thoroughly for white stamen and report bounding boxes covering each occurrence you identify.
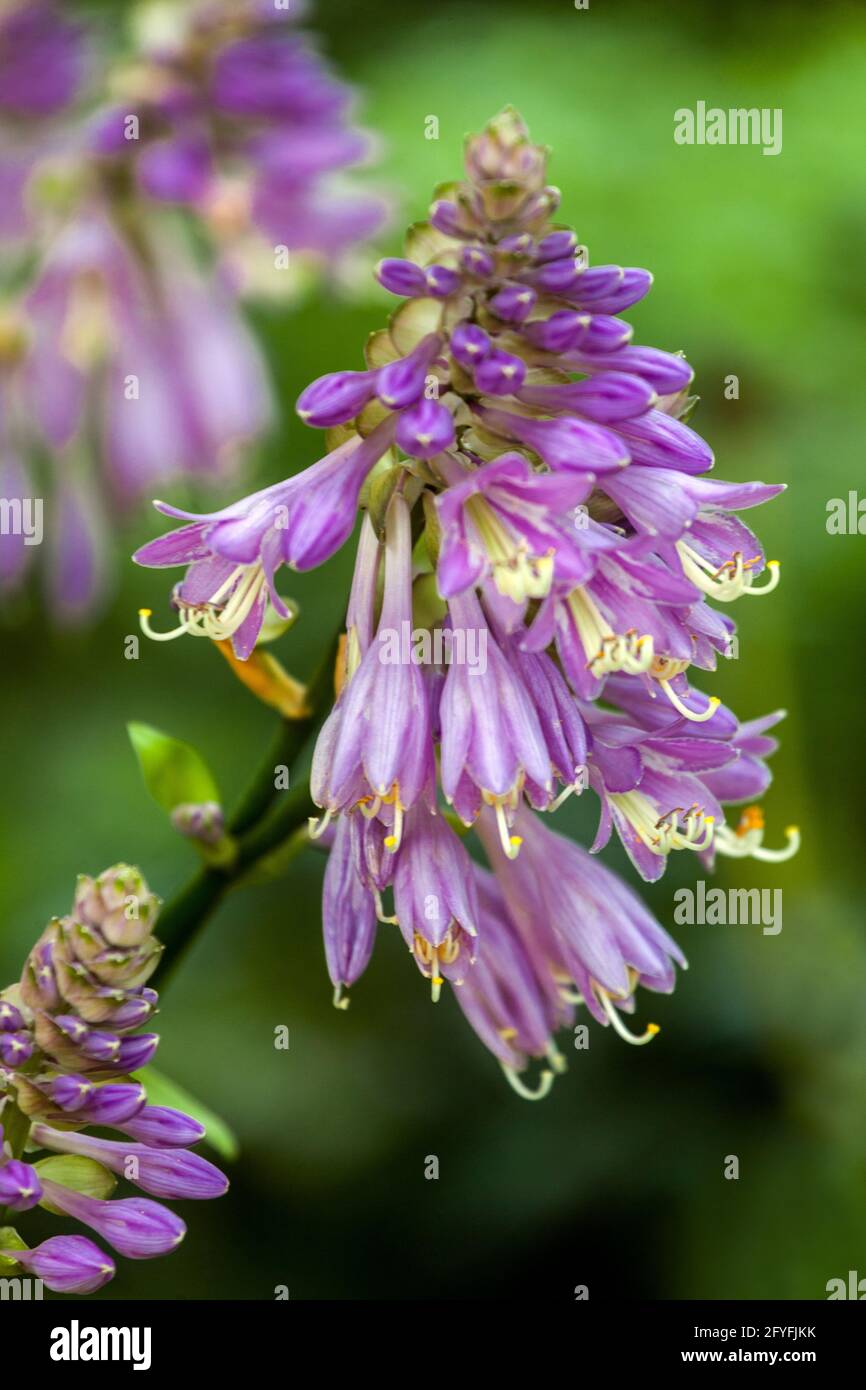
[501,1063,555,1101]
[598,988,660,1046]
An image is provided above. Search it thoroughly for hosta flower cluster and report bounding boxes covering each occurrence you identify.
[136,109,798,1097]
[0,864,226,1293]
[0,0,384,620]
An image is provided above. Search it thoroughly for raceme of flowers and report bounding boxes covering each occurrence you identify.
[0,0,385,621]
[0,864,227,1294]
[135,108,799,1099]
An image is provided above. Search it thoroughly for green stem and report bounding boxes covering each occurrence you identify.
[153,632,340,984]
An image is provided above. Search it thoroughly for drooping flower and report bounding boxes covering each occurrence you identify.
[136,108,798,1091]
[135,423,394,657]
[0,864,228,1293]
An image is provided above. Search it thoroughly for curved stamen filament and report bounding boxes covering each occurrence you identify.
[678,543,781,602]
[332,985,350,1011]
[500,1062,555,1101]
[597,987,660,1046]
[659,679,720,722]
[308,808,333,841]
[139,563,270,644]
[610,791,715,856]
[569,587,654,678]
[714,809,800,863]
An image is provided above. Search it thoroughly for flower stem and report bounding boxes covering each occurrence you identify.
[152,630,340,984]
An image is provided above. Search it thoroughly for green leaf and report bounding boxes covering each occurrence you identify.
[0,1227,28,1269]
[35,1156,117,1211]
[127,722,220,814]
[136,1067,239,1161]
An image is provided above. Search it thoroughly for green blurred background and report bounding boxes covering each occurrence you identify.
[3,0,866,1299]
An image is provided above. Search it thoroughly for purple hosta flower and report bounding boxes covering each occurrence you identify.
[439,587,551,855]
[477,806,686,1048]
[433,450,604,606]
[0,1158,42,1212]
[451,867,573,1100]
[93,0,386,270]
[311,493,433,849]
[322,814,378,1009]
[494,629,589,809]
[135,422,393,659]
[0,866,228,1292]
[1,1235,115,1295]
[525,548,720,716]
[391,804,480,1000]
[583,703,736,882]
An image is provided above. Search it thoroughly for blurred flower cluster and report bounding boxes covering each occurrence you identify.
[0,0,385,622]
[0,863,227,1294]
[136,108,799,1097]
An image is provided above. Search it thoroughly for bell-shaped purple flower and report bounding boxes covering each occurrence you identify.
[311,493,433,846]
[391,804,479,997]
[135,421,395,658]
[322,815,377,1006]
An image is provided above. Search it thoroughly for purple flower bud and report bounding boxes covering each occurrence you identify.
[170,800,225,846]
[474,349,527,396]
[518,371,655,422]
[0,1000,24,1031]
[76,1081,148,1126]
[375,257,428,297]
[522,310,589,353]
[460,245,494,277]
[45,1073,94,1111]
[498,233,533,256]
[449,322,491,368]
[395,399,455,459]
[114,1033,159,1071]
[106,988,158,1031]
[424,264,462,298]
[33,1125,227,1201]
[566,345,692,395]
[429,200,466,237]
[535,230,578,262]
[38,1180,187,1259]
[562,263,629,301]
[570,267,653,314]
[79,1029,122,1063]
[53,1013,89,1044]
[0,1031,33,1065]
[0,1159,42,1211]
[296,369,378,427]
[376,335,441,410]
[117,1105,206,1149]
[525,256,584,294]
[577,314,634,354]
[480,407,629,475]
[2,1236,115,1294]
[488,283,537,323]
